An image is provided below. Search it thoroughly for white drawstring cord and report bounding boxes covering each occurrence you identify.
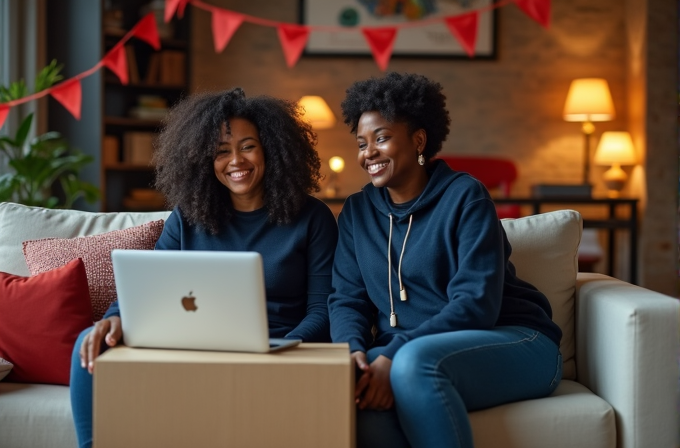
[398,214,413,302]
[387,213,413,328]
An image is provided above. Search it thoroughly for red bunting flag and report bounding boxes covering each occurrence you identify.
[0,106,9,130]
[444,12,478,58]
[212,9,244,53]
[103,46,129,85]
[133,12,161,50]
[277,25,309,68]
[50,79,82,120]
[164,0,189,22]
[362,27,397,71]
[515,0,551,28]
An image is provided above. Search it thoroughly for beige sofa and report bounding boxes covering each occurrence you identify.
[0,202,677,448]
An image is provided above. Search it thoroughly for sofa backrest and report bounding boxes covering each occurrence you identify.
[0,202,581,379]
[501,209,582,380]
[0,202,171,277]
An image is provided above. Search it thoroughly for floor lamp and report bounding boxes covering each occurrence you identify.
[563,78,615,192]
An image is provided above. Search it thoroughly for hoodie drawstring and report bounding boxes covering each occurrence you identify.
[388,213,413,327]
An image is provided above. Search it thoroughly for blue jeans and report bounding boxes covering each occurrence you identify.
[356,326,562,448]
[70,327,106,448]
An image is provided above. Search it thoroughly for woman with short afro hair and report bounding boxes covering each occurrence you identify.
[69,88,338,448]
[329,72,562,448]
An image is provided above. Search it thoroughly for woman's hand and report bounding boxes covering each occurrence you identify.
[79,316,122,374]
[352,351,371,404]
[353,352,394,411]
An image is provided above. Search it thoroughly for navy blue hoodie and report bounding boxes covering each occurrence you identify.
[328,160,562,359]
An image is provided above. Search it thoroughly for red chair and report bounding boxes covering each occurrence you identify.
[437,155,521,219]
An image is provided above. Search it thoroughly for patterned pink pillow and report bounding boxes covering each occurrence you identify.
[22,220,165,322]
[0,358,12,381]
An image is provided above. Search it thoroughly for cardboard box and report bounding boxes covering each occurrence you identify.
[94,343,354,448]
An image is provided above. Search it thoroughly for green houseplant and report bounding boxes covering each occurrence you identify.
[0,60,99,208]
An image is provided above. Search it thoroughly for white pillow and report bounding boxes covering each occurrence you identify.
[0,358,13,381]
[0,202,171,276]
[501,209,582,380]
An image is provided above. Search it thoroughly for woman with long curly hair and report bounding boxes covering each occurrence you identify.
[69,88,338,448]
[328,72,562,448]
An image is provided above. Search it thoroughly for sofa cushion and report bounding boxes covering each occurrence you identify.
[0,358,12,381]
[23,220,165,322]
[0,259,92,385]
[470,380,615,448]
[501,210,581,380]
[0,383,76,448]
[0,202,171,277]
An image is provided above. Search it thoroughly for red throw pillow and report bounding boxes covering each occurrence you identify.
[0,258,93,385]
[22,220,165,322]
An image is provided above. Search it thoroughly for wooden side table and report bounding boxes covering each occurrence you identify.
[94,343,354,448]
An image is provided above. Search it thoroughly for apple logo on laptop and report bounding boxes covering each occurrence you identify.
[181,291,198,312]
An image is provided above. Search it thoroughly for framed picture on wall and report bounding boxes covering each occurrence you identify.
[299,0,497,58]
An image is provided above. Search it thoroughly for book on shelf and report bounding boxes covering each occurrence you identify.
[125,45,140,84]
[159,50,186,86]
[102,135,120,165]
[145,53,161,84]
[128,107,168,121]
[123,132,156,165]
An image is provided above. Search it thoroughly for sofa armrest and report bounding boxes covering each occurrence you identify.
[575,273,679,448]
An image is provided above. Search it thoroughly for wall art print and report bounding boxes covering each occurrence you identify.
[300,0,497,58]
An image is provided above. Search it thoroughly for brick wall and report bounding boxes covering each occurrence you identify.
[189,0,677,294]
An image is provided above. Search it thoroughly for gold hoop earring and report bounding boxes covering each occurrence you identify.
[418,154,425,166]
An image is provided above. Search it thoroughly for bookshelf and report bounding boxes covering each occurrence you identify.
[46,0,191,212]
[100,0,190,211]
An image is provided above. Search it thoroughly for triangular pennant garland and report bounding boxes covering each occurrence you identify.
[103,46,129,85]
[277,25,310,68]
[164,0,189,22]
[212,9,245,53]
[444,12,479,58]
[133,12,161,50]
[50,79,82,120]
[515,0,551,28]
[0,106,9,130]
[362,27,397,71]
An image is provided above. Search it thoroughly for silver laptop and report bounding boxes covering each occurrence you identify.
[111,250,301,353]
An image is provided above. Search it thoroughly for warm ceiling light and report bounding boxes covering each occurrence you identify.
[298,96,336,130]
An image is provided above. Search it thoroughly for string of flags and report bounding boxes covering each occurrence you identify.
[0,0,550,129]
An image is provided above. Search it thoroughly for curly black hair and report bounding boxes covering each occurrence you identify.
[154,88,322,234]
[340,72,451,161]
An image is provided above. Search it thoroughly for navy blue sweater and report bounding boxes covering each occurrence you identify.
[104,196,338,342]
[328,160,562,359]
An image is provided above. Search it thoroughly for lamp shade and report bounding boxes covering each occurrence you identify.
[594,132,636,166]
[299,96,336,129]
[563,78,616,122]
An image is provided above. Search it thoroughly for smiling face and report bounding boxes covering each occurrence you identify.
[213,118,266,211]
[356,111,428,203]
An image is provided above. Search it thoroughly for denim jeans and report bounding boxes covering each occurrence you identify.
[70,326,105,448]
[356,326,562,448]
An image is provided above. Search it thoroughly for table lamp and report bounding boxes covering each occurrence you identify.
[563,78,616,189]
[325,156,345,198]
[298,95,336,129]
[593,131,636,198]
